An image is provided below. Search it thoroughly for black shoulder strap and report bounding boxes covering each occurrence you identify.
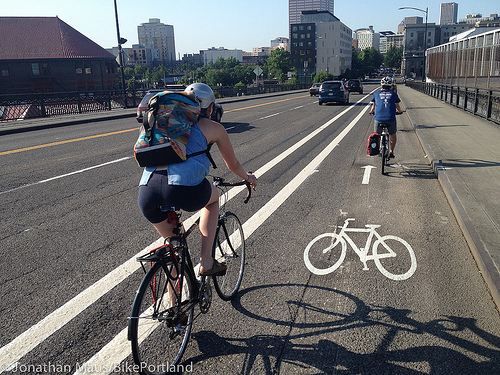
[187,143,217,169]
[143,96,160,146]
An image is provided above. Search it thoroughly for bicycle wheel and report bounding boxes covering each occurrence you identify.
[129,262,195,374]
[213,212,245,301]
[372,235,417,280]
[303,233,347,275]
[381,136,387,175]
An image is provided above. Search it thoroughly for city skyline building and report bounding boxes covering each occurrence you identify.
[137,18,175,64]
[289,0,334,25]
[290,10,351,81]
[440,2,459,25]
[355,26,380,51]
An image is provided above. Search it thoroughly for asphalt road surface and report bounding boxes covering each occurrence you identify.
[1,84,499,374]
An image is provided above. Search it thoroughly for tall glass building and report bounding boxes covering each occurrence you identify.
[439,2,458,25]
[289,0,335,24]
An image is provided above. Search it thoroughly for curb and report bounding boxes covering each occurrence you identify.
[403,106,500,310]
[0,111,136,136]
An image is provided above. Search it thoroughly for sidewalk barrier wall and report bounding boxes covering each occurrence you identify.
[405,81,500,124]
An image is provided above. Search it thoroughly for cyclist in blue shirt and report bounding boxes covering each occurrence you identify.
[369,77,402,158]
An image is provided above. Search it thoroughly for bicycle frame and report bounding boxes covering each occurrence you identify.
[332,219,384,270]
[380,128,390,156]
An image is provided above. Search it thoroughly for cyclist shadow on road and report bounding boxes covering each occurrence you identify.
[223,122,253,134]
[188,284,500,374]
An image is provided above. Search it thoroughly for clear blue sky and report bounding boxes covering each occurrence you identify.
[4,0,499,57]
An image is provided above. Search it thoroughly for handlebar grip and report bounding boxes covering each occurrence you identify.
[243,171,254,204]
[243,183,252,204]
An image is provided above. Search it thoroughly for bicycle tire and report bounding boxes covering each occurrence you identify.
[303,233,347,275]
[213,212,245,301]
[381,135,387,175]
[372,235,417,280]
[129,262,195,374]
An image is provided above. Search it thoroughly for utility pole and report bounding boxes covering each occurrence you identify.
[114,0,128,107]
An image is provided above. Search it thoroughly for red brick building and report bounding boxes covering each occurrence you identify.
[0,17,118,94]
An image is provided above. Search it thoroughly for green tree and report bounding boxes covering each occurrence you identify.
[350,47,364,78]
[127,76,138,90]
[312,71,334,83]
[264,48,292,83]
[124,67,135,78]
[134,65,148,76]
[359,47,384,76]
[384,45,403,70]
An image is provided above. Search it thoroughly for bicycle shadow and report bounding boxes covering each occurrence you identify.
[186,284,500,374]
[386,162,437,179]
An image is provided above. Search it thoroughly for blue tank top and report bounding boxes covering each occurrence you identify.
[139,123,211,186]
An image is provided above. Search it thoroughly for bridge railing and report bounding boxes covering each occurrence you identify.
[405,81,500,125]
[0,84,310,122]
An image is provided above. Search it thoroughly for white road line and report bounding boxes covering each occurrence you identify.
[0,97,369,373]
[260,113,280,119]
[0,157,133,195]
[361,165,376,185]
[73,103,370,374]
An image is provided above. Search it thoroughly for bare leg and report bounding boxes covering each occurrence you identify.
[152,220,176,239]
[199,184,220,273]
[390,133,397,154]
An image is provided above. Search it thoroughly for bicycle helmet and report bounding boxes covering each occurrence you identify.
[381,76,393,87]
[185,83,215,109]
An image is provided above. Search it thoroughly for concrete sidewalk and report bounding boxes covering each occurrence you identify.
[398,84,500,308]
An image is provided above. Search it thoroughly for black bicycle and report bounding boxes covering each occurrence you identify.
[379,123,391,175]
[128,176,252,374]
[373,112,402,175]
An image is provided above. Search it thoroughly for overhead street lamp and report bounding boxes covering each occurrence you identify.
[114,0,128,108]
[399,6,428,81]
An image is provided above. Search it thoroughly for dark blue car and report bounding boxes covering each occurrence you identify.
[318,81,349,105]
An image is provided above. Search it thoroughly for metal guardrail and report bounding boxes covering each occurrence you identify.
[0,90,143,122]
[0,84,310,122]
[405,81,500,125]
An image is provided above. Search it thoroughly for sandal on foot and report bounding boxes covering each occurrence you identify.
[199,260,227,276]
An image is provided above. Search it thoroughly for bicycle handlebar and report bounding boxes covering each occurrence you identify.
[370,111,404,116]
[213,172,254,204]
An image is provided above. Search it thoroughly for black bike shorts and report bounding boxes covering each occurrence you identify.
[138,170,212,223]
[374,120,397,135]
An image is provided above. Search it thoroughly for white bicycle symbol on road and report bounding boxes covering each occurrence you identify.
[304,218,417,280]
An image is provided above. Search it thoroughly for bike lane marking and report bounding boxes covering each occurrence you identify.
[0,96,372,374]
[303,219,417,280]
